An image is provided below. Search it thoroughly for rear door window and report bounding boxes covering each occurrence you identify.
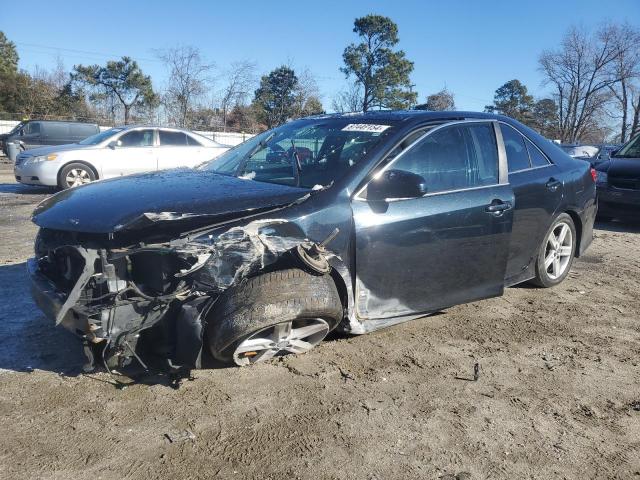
[501,124,530,172]
[186,134,203,146]
[159,130,189,146]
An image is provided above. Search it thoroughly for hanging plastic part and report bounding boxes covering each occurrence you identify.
[295,228,339,274]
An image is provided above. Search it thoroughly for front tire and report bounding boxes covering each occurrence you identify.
[531,213,576,288]
[58,162,96,189]
[206,269,343,366]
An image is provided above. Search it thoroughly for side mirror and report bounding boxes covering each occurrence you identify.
[19,128,24,136]
[366,169,427,201]
[108,140,120,149]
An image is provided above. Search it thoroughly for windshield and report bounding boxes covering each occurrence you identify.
[7,122,24,135]
[614,134,640,158]
[78,127,124,145]
[200,119,396,188]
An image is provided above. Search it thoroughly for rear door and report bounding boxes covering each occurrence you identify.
[352,121,514,320]
[100,128,158,179]
[500,123,563,283]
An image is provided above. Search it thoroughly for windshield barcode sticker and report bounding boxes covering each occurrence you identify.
[342,124,390,133]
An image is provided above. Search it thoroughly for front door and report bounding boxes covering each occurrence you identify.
[352,121,514,320]
[101,128,158,179]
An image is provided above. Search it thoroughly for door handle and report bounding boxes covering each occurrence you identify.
[485,200,512,216]
[546,178,562,192]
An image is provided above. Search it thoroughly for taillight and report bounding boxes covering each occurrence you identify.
[590,167,597,182]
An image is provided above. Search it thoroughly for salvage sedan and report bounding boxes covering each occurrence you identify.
[28,111,597,371]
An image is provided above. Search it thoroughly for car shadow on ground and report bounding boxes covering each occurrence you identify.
[595,219,640,234]
[0,262,85,375]
[0,183,53,195]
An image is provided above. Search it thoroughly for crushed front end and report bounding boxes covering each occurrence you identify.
[28,228,218,371]
[27,219,345,372]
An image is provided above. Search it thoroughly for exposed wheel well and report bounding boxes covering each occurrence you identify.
[329,268,349,318]
[565,209,583,257]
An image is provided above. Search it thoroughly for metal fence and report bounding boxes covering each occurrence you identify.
[0,120,253,146]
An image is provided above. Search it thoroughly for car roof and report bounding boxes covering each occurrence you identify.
[112,124,204,133]
[24,119,98,125]
[308,110,500,124]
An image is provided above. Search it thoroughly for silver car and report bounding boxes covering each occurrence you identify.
[14,125,229,189]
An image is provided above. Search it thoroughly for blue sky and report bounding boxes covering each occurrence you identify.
[2,0,639,111]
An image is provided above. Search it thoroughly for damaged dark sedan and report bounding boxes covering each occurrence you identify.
[28,111,597,371]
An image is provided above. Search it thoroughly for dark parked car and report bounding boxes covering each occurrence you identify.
[27,111,596,372]
[594,133,640,221]
[1,120,99,155]
[594,144,622,165]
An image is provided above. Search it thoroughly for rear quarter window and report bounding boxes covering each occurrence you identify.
[524,137,551,167]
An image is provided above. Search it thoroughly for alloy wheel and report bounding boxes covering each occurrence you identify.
[65,168,92,188]
[544,221,573,280]
[232,318,330,366]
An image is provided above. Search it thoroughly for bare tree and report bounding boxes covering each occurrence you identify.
[332,81,363,112]
[415,87,456,111]
[605,23,640,142]
[539,25,624,143]
[292,67,323,117]
[157,46,214,128]
[219,61,256,131]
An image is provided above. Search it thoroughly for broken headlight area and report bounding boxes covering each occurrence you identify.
[33,232,215,371]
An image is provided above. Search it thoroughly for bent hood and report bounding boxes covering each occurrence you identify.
[32,169,309,234]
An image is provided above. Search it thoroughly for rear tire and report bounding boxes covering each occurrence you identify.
[58,162,96,189]
[531,213,576,288]
[206,269,343,366]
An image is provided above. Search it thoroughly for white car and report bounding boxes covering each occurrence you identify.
[14,125,229,189]
[560,144,599,159]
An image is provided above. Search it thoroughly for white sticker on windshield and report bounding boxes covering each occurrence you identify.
[341,124,390,133]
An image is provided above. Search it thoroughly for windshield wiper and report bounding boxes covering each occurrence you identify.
[291,139,302,187]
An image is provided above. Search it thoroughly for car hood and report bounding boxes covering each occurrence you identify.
[32,169,310,234]
[606,157,640,178]
[21,143,95,156]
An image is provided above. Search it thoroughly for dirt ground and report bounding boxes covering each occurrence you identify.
[0,158,638,480]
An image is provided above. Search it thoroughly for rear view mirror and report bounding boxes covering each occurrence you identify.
[366,169,427,201]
